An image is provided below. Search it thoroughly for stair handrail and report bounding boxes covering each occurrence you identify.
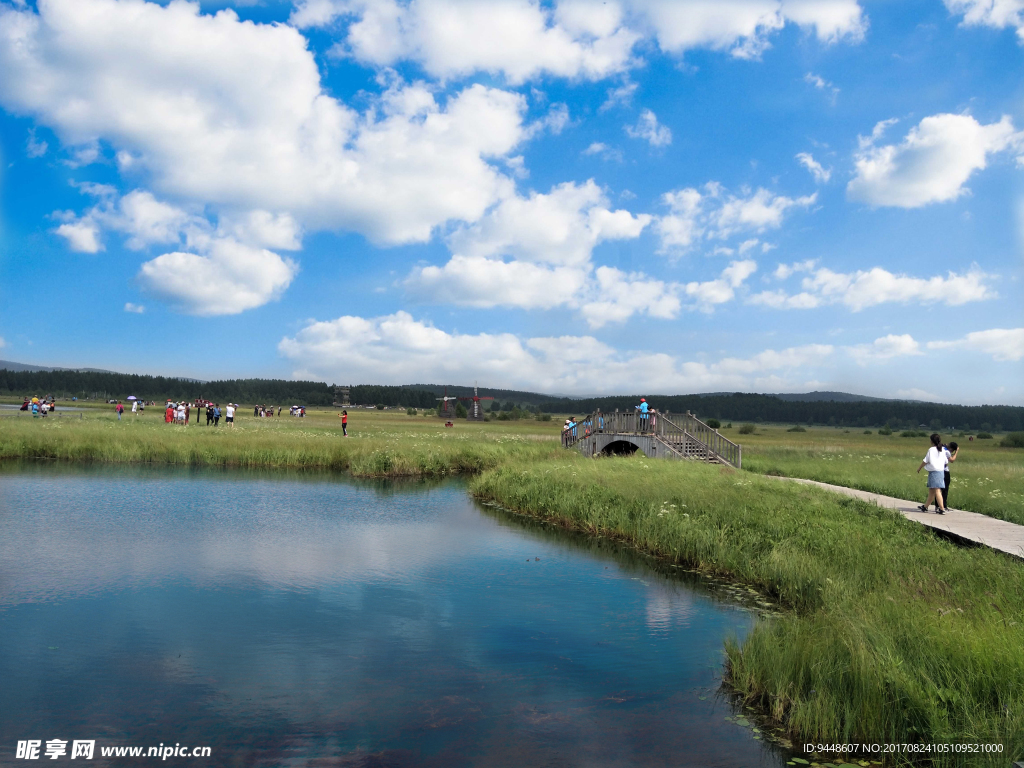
[560,408,742,469]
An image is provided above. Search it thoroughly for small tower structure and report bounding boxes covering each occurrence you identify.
[460,383,494,421]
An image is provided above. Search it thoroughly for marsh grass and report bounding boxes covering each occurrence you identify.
[0,407,561,476]
[471,456,1024,764]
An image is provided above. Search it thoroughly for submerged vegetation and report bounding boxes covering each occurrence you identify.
[2,407,1023,761]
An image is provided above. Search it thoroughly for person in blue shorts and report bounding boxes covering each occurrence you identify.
[916,433,948,514]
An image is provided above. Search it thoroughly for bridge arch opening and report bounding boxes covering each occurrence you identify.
[601,440,640,457]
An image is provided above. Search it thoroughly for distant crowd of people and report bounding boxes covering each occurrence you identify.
[162,401,235,426]
[21,396,55,417]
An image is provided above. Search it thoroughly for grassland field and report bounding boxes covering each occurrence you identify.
[1,401,1023,764]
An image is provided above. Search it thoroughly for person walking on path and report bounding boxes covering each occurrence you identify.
[917,433,948,514]
[934,441,959,511]
[115,401,124,420]
[340,409,348,436]
[131,400,138,416]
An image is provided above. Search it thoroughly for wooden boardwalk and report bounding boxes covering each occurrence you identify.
[781,477,1024,560]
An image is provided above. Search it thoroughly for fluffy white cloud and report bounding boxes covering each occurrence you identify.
[684,259,757,310]
[303,0,641,83]
[577,266,681,327]
[0,0,529,246]
[406,256,588,309]
[945,0,1024,41]
[927,327,1024,362]
[445,180,651,267]
[278,309,836,393]
[54,219,103,253]
[656,183,816,253]
[137,238,298,317]
[294,0,865,81]
[846,333,922,364]
[796,151,831,183]
[123,302,145,313]
[750,264,993,310]
[625,108,671,146]
[847,113,1021,208]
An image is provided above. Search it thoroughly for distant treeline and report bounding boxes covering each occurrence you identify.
[536,393,1024,432]
[0,369,337,405]
[4,368,1020,430]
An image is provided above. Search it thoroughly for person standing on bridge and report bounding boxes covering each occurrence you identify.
[636,398,649,432]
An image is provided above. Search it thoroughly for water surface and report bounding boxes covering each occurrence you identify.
[0,464,784,767]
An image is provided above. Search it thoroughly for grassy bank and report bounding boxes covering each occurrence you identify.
[0,407,560,476]
[736,426,1024,525]
[471,456,1023,764]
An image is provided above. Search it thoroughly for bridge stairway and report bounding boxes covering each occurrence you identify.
[564,411,741,469]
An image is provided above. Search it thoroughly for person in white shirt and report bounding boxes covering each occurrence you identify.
[916,433,948,514]
[131,400,138,415]
[225,403,235,426]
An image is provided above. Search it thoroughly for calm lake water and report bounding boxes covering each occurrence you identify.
[0,465,787,767]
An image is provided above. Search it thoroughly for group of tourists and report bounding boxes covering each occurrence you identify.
[917,433,959,514]
[163,401,235,427]
[254,405,281,418]
[21,396,54,417]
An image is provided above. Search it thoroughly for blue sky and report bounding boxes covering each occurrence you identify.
[0,0,1021,403]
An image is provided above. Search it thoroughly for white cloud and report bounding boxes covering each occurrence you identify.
[927,327,1024,362]
[846,333,922,364]
[631,0,864,58]
[137,238,298,317]
[26,128,47,158]
[406,255,587,310]
[625,108,671,147]
[445,180,650,267]
[0,0,530,246]
[683,259,757,311]
[294,0,865,82]
[54,219,102,253]
[408,180,660,324]
[847,113,1022,208]
[123,302,145,314]
[577,266,681,327]
[306,0,641,84]
[278,309,837,393]
[407,189,756,325]
[656,183,816,253]
[750,265,993,310]
[796,151,831,183]
[945,0,1024,42]
[600,80,638,111]
[582,141,622,161]
[0,336,6,349]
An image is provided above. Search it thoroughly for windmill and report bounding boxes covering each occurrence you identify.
[459,382,494,421]
[436,386,458,419]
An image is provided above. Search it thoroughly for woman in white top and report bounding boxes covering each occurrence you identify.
[916,433,948,514]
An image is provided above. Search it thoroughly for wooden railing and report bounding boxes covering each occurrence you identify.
[560,409,741,468]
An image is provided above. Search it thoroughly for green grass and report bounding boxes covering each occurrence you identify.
[471,456,1024,765]
[739,426,1024,525]
[0,406,561,476]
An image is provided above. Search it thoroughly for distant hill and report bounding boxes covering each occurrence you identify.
[768,391,891,403]
[0,359,116,374]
